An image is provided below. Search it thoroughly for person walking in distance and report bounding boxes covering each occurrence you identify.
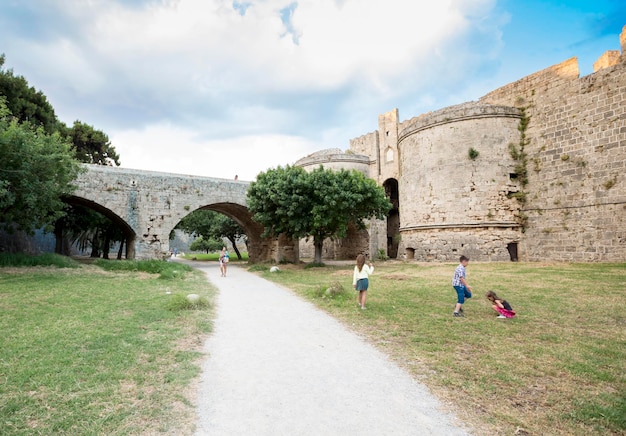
[452,255,472,317]
[353,254,374,310]
[219,246,229,277]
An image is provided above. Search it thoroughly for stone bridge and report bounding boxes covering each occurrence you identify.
[69,165,296,261]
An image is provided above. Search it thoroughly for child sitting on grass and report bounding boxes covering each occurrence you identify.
[486,290,516,319]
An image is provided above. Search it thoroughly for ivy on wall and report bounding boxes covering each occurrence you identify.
[509,106,530,231]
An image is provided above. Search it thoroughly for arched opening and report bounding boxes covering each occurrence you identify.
[383,178,400,259]
[172,204,248,260]
[60,196,136,259]
[170,203,272,262]
[405,247,415,260]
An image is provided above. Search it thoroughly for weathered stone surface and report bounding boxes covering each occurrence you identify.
[344,28,626,262]
[72,166,296,262]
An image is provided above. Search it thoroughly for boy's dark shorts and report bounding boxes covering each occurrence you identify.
[454,285,472,304]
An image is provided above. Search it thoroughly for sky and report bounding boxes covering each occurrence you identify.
[1,0,624,181]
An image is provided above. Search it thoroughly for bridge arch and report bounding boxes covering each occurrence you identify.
[62,195,137,258]
[178,202,266,260]
[70,165,296,262]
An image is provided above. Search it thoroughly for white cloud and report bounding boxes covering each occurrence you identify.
[111,123,317,181]
[30,0,499,98]
[1,0,505,178]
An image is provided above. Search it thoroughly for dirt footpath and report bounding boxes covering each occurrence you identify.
[191,262,471,435]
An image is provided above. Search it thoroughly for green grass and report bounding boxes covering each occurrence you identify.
[0,261,215,435]
[257,261,626,436]
[95,258,193,279]
[0,253,79,268]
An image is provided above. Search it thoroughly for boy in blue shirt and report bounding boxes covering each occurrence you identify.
[452,255,472,317]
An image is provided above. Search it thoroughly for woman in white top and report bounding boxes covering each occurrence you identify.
[353,254,374,310]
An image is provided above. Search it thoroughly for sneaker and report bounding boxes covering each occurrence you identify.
[453,312,463,317]
[361,306,366,310]
[497,315,506,319]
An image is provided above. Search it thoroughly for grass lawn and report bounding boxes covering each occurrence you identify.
[256,261,626,436]
[0,256,214,435]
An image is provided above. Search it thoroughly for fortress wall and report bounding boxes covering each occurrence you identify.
[396,104,523,261]
[349,131,379,178]
[402,227,522,262]
[377,109,400,183]
[480,55,626,261]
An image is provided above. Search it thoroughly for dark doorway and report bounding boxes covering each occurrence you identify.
[383,179,400,259]
[507,242,518,262]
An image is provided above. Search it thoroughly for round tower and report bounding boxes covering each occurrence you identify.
[397,102,524,261]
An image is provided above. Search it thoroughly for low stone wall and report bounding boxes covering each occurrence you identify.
[398,226,520,262]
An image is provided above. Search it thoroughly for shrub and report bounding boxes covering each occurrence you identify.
[0,253,79,268]
[304,262,326,269]
[314,281,348,299]
[164,293,210,311]
[248,264,269,272]
[95,259,192,279]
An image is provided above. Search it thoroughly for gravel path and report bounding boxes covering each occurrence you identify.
[191,262,471,436]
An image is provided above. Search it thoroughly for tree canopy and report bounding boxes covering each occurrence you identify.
[0,55,59,134]
[247,165,391,263]
[0,55,122,256]
[176,210,246,259]
[0,55,120,166]
[63,120,120,166]
[0,99,83,233]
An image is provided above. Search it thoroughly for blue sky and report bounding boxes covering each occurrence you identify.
[0,0,623,180]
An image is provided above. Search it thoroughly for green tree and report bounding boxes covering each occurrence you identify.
[247,165,391,263]
[0,99,82,233]
[1,55,122,256]
[1,55,120,166]
[176,210,246,259]
[65,120,120,166]
[189,236,223,254]
[0,55,59,134]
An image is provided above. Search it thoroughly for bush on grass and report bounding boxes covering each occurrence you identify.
[315,281,348,299]
[95,259,192,279]
[248,264,269,272]
[165,293,210,311]
[304,262,326,269]
[0,252,79,268]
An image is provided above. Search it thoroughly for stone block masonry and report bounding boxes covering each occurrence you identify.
[480,34,626,261]
[71,165,298,262]
[346,25,626,262]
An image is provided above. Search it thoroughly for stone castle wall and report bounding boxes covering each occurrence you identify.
[480,52,626,261]
[396,103,523,261]
[345,26,626,262]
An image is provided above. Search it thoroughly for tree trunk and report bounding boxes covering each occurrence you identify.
[54,221,63,255]
[117,238,124,260]
[90,229,100,258]
[314,239,324,264]
[228,236,242,260]
[102,230,111,259]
